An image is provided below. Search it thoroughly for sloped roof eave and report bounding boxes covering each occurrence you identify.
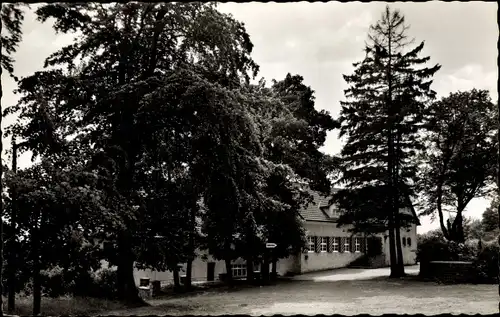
[299,188,421,226]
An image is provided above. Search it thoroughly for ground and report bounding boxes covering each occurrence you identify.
[101,265,499,316]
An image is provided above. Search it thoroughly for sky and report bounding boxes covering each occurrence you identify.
[1,2,498,234]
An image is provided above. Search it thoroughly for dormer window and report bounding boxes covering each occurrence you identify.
[319,203,341,219]
[328,205,340,218]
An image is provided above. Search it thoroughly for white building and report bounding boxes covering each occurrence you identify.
[133,189,420,285]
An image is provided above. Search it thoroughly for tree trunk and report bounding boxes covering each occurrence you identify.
[185,204,196,290]
[452,208,465,243]
[172,267,180,292]
[394,221,405,275]
[32,243,41,316]
[185,260,193,290]
[116,238,140,303]
[32,207,45,316]
[387,128,398,277]
[393,129,405,276]
[261,251,270,284]
[224,258,233,286]
[437,184,451,240]
[385,28,399,278]
[271,256,277,280]
[146,9,167,78]
[8,140,18,313]
[246,255,254,283]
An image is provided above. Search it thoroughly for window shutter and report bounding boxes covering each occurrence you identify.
[328,237,333,253]
[315,236,320,253]
[350,237,355,252]
[340,237,346,253]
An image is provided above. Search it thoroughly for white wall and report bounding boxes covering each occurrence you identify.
[301,221,364,273]
[382,223,418,266]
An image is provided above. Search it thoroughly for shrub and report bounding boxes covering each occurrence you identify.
[41,267,72,297]
[481,229,499,243]
[91,268,118,299]
[473,240,499,283]
[21,267,94,298]
[19,266,119,299]
[416,234,477,264]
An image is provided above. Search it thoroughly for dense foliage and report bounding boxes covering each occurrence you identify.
[2,3,30,315]
[2,2,337,313]
[475,241,499,283]
[416,233,477,264]
[419,89,497,242]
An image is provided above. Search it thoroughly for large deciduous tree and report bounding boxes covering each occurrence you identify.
[3,153,109,315]
[1,3,29,315]
[6,2,259,302]
[335,5,440,277]
[419,89,497,243]
[263,74,339,275]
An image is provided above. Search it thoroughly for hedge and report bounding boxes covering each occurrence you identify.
[417,233,499,283]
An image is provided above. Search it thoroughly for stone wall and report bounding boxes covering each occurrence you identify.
[424,261,474,284]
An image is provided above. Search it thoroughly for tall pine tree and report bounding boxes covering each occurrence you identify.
[335,5,440,277]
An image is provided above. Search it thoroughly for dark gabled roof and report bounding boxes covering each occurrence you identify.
[299,188,421,226]
[405,195,421,226]
[298,189,342,223]
[299,190,336,223]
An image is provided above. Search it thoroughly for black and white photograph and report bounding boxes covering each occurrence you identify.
[0,1,498,316]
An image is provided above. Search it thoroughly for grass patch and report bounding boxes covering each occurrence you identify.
[2,295,129,316]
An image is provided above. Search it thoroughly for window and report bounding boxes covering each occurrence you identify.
[402,237,407,247]
[344,238,350,252]
[354,237,361,252]
[307,236,315,252]
[332,237,339,252]
[231,264,247,278]
[328,204,343,218]
[320,237,328,252]
[407,237,412,247]
[329,206,338,217]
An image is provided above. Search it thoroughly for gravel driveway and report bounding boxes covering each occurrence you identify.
[292,265,420,281]
[102,265,498,316]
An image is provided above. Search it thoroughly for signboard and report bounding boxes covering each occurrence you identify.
[266,242,277,249]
